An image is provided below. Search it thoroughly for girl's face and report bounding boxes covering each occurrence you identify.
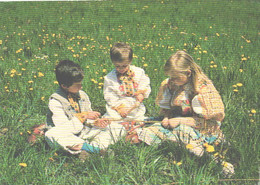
[62,81,82,94]
[169,70,191,86]
[113,60,131,74]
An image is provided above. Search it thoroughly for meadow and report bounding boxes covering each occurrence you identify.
[0,0,259,184]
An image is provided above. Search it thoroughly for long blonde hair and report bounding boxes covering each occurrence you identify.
[164,50,210,94]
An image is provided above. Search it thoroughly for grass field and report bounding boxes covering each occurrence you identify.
[0,0,259,184]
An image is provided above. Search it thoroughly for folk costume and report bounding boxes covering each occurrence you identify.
[103,65,151,120]
[45,87,125,154]
[136,75,226,156]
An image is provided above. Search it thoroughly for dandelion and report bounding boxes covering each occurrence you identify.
[216,33,220,37]
[102,69,107,73]
[221,161,228,167]
[20,132,23,135]
[54,81,59,84]
[186,144,193,149]
[241,57,247,61]
[213,65,217,68]
[154,69,158,71]
[54,54,58,57]
[210,61,214,64]
[143,63,148,67]
[203,50,207,54]
[250,119,255,123]
[86,66,90,69]
[249,114,253,117]
[21,68,26,71]
[28,80,33,83]
[251,109,256,114]
[177,161,182,166]
[0,40,2,44]
[29,88,33,91]
[11,69,17,74]
[27,130,31,134]
[49,157,55,162]
[232,85,237,88]
[239,69,243,72]
[233,89,238,92]
[236,83,243,87]
[41,96,45,101]
[223,66,227,69]
[206,145,215,152]
[19,163,27,167]
[38,72,44,77]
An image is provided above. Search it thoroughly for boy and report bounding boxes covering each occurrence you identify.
[103,42,151,120]
[45,60,122,156]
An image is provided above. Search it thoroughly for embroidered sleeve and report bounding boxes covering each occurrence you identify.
[192,83,225,121]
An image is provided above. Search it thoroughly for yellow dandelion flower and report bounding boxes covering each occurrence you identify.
[41,96,45,101]
[206,145,215,152]
[29,88,33,91]
[102,69,107,73]
[11,69,17,74]
[154,69,158,71]
[221,161,228,167]
[98,83,104,86]
[241,57,247,61]
[27,130,31,134]
[19,163,27,167]
[186,144,193,149]
[251,109,256,114]
[38,72,44,77]
[213,65,217,68]
[54,81,59,84]
[54,54,58,57]
[99,77,103,80]
[20,132,23,135]
[203,50,207,54]
[209,26,212,29]
[250,119,254,123]
[210,61,214,64]
[177,162,182,166]
[236,83,243,87]
[216,33,220,37]
[232,85,237,88]
[210,65,214,68]
[82,47,87,51]
[239,69,243,72]
[28,80,33,83]
[223,66,227,69]
[21,68,26,71]
[143,63,148,67]
[233,89,238,92]
[246,40,251,43]
[213,152,219,157]
[0,40,2,44]
[249,114,253,117]
[86,66,89,69]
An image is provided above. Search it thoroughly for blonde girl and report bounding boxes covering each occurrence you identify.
[136,50,234,177]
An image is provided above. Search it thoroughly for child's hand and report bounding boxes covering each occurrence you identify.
[168,118,180,129]
[118,108,130,118]
[83,111,101,120]
[135,94,144,103]
[94,118,110,128]
[161,117,170,128]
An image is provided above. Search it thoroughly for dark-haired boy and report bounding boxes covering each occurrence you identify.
[45,60,122,155]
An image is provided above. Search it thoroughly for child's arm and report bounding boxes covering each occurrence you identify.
[135,68,151,100]
[49,99,83,132]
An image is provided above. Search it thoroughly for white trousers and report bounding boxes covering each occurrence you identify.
[45,123,126,154]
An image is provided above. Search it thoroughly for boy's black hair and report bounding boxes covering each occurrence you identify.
[55,60,84,87]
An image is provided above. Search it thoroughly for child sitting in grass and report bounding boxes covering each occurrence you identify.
[103,42,151,120]
[135,51,234,177]
[45,60,123,158]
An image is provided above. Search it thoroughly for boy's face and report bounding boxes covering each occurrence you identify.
[62,81,82,94]
[113,60,131,74]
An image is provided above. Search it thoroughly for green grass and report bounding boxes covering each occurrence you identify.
[0,0,259,184]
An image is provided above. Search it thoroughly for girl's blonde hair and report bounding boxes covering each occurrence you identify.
[165,50,210,93]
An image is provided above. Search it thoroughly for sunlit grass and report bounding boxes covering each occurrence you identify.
[0,0,259,184]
